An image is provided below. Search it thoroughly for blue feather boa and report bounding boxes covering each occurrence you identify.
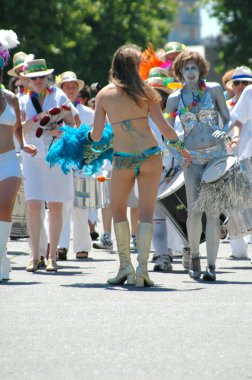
[46,123,114,175]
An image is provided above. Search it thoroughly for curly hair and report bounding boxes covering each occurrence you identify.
[109,43,160,105]
[173,50,210,82]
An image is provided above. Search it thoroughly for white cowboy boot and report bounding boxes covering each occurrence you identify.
[0,221,12,282]
[107,221,135,285]
[135,223,154,287]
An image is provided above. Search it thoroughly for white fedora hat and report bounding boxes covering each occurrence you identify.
[226,66,252,89]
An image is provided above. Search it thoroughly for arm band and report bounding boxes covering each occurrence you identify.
[168,139,185,152]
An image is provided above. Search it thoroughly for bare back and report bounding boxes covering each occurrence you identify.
[95,83,158,152]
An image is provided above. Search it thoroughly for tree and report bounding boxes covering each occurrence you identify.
[1,0,176,86]
[203,0,252,71]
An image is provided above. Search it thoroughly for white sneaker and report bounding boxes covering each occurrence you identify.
[154,255,172,272]
[229,252,248,259]
[93,234,113,250]
[182,247,190,269]
[130,234,137,251]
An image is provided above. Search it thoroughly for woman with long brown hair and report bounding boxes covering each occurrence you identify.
[90,44,191,287]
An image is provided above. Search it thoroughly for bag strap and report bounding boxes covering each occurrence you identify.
[31,97,43,114]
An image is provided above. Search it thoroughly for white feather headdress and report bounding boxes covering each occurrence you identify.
[0,29,20,68]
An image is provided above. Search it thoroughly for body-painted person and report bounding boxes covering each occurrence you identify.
[89,44,191,287]
[166,50,232,281]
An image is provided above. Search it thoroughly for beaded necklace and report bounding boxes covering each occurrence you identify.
[167,79,206,118]
[227,99,237,108]
[29,86,56,98]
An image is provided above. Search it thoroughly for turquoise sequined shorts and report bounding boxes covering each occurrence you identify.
[113,146,161,176]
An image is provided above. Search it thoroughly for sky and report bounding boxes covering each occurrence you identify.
[201,8,221,38]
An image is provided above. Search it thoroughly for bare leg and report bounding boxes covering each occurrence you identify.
[0,177,21,221]
[48,202,63,262]
[0,177,21,281]
[26,200,43,261]
[130,207,139,235]
[101,206,113,233]
[137,154,163,223]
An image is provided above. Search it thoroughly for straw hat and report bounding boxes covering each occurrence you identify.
[226,66,252,89]
[146,67,182,94]
[55,71,84,91]
[161,41,186,61]
[20,59,54,78]
[7,51,31,77]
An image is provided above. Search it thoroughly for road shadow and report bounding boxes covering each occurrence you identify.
[1,281,41,286]
[8,251,29,256]
[183,279,252,285]
[61,282,204,293]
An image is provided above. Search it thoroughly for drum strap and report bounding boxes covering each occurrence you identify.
[31,97,43,114]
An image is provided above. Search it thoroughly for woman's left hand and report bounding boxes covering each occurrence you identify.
[22,144,38,156]
[212,130,226,140]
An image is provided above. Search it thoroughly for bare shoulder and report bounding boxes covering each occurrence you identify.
[3,89,18,106]
[207,81,223,95]
[166,89,180,110]
[97,83,117,97]
[3,89,16,99]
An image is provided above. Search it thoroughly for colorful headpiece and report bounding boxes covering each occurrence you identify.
[145,67,183,94]
[0,30,19,69]
[20,59,54,78]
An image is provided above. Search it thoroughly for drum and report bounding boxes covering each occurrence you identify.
[156,170,206,245]
[227,208,252,239]
[74,176,110,209]
[11,183,29,239]
[201,155,239,184]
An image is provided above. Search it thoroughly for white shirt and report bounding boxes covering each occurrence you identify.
[76,104,94,126]
[231,85,252,160]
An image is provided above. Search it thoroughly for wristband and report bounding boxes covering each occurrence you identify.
[168,139,185,151]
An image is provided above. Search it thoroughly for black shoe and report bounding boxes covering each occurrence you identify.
[90,231,99,241]
[188,256,201,280]
[57,248,68,261]
[40,256,46,268]
[202,265,216,281]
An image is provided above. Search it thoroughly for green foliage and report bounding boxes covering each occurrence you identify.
[203,1,252,70]
[1,0,176,86]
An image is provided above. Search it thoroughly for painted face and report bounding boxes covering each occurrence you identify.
[181,60,200,85]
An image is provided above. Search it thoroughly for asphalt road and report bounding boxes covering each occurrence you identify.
[1,231,252,380]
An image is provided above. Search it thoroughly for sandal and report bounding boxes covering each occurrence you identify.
[76,251,88,259]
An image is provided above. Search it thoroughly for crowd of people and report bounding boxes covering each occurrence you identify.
[1,29,252,286]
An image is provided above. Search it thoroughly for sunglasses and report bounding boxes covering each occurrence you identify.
[30,75,47,81]
[233,80,249,87]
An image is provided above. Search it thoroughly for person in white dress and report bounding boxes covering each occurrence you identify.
[56,71,93,259]
[19,59,75,272]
